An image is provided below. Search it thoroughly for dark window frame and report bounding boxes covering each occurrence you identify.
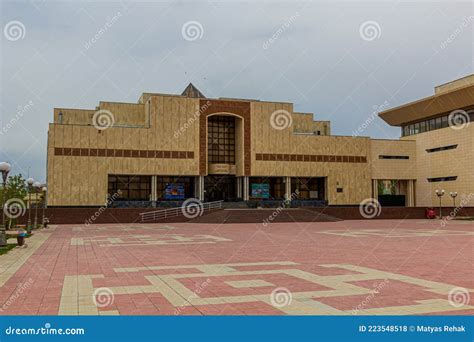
[427,176,458,182]
[378,155,410,160]
[401,108,473,137]
[207,116,236,164]
[156,176,195,201]
[425,144,458,153]
[108,175,151,201]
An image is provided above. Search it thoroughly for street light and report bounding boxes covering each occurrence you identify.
[41,186,47,227]
[0,162,11,247]
[435,189,445,219]
[26,177,35,232]
[0,162,12,229]
[33,181,41,229]
[449,192,458,207]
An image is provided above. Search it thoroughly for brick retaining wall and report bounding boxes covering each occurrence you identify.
[11,206,474,225]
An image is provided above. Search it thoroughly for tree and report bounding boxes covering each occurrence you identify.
[1,174,28,228]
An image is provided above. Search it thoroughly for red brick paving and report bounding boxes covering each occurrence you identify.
[0,219,472,315]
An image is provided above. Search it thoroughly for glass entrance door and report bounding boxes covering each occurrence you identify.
[204,175,236,202]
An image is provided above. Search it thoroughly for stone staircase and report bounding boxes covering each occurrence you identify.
[221,201,249,209]
[189,208,342,224]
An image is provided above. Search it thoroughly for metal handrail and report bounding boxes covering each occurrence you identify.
[139,200,223,222]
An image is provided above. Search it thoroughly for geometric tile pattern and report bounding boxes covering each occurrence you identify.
[72,225,176,232]
[60,261,470,316]
[70,234,231,246]
[318,229,474,238]
[226,279,275,288]
[1,220,473,315]
[0,230,52,288]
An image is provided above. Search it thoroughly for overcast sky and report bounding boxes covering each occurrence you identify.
[1,0,472,182]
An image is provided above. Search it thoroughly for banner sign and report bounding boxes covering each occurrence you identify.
[251,183,270,199]
[164,183,185,200]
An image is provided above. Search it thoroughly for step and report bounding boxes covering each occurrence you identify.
[189,208,342,224]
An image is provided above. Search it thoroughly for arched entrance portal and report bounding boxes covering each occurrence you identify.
[204,115,241,202]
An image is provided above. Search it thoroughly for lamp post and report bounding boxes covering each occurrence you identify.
[41,186,47,228]
[0,162,11,247]
[435,189,445,219]
[33,181,41,229]
[26,178,34,232]
[0,162,12,229]
[449,192,458,207]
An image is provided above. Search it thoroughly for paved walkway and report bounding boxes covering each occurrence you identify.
[0,219,472,315]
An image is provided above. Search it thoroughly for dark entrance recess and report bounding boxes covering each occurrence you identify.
[377,180,406,207]
[378,195,406,207]
[291,177,326,200]
[205,175,237,202]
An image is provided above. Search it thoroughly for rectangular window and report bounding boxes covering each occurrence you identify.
[379,155,409,160]
[441,116,448,128]
[250,177,285,199]
[108,175,151,201]
[404,111,471,136]
[427,176,457,182]
[156,176,195,200]
[426,144,458,153]
[290,177,325,200]
[402,126,408,136]
[420,121,426,132]
[413,122,420,134]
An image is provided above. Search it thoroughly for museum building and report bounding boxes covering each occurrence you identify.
[46,75,474,208]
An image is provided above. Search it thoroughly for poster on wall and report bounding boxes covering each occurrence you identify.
[164,183,185,200]
[251,183,270,199]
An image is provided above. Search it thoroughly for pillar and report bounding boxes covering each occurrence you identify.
[243,176,249,201]
[196,176,205,201]
[406,180,415,207]
[237,177,242,199]
[284,176,291,201]
[151,176,157,207]
[372,179,378,200]
[194,176,199,200]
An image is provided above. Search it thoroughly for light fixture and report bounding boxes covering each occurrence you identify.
[26,178,35,231]
[435,189,445,219]
[449,192,458,207]
[41,186,48,227]
[32,182,41,229]
[0,162,12,235]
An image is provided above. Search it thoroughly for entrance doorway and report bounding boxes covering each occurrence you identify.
[376,180,407,207]
[204,175,236,202]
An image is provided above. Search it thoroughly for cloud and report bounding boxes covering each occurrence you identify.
[1,0,472,180]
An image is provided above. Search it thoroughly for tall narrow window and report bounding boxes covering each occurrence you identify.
[207,116,236,164]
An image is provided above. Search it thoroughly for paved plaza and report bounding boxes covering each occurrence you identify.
[0,219,473,315]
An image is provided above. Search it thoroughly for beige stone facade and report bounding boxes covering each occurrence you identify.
[46,78,473,208]
[400,125,474,207]
[380,75,474,207]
